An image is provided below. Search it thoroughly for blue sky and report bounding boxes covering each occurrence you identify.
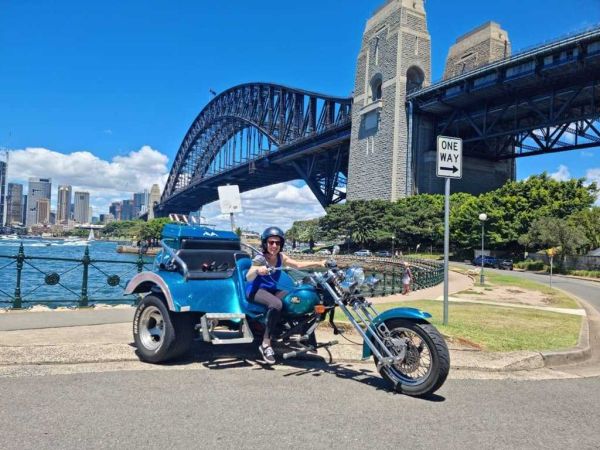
[1,0,599,230]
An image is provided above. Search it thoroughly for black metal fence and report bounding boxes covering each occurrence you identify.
[292,254,444,297]
[0,243,153,309]
[0,245,444,310]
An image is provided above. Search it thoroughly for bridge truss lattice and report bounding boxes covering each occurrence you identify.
[159,83,351,216]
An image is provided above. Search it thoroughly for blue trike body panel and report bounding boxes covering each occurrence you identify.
[125,223,319,319]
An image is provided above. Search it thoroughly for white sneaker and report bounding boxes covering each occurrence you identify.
[259,345,276,364]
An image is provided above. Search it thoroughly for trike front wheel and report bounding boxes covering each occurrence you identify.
[375,319,450,396]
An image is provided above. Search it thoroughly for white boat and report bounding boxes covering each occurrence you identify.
[87,229,95,242]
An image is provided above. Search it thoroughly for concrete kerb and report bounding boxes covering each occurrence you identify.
[538,292,596,367]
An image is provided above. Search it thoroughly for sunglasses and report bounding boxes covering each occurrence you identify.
[267,240,281,246]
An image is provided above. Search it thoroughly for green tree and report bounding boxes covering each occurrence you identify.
[296,219,321,250]
[519,217,588,269]
[568,207,600,252]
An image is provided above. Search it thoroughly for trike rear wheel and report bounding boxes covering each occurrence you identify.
[133,294,194,363]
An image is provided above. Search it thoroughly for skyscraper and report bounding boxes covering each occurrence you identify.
[36,198,50,225]
[57,185,72,224]
[0,151,7,226]
[133,192,145,218]
[22,195,27,225]
[7,183,24,226]
[26,178,52,227]
[121,199,135,221]
[73,191,90,224]
[148,184,161,219]
[109,201,122,221]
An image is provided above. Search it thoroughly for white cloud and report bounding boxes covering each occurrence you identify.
[6,146,327,227]
[201,182,326,233]
[586,167,600,206]
[6,146,169,215]
[550,164,571,181]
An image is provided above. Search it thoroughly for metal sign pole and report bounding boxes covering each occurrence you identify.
[436,135,462,327]
[443,177,450,326]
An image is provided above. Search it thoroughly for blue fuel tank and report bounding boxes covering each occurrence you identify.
[281,285,320,317]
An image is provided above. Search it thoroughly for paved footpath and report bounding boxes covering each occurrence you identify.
[0,270,596,378]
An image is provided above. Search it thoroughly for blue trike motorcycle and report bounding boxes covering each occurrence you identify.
[125,221,450,396]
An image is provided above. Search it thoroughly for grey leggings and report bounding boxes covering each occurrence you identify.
[252,289,287,340]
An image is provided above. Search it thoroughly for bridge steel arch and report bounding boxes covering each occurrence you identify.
[157,83,352,217]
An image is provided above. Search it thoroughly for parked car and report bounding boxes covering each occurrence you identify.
[354,249,372,257]
[375,250,392,257]
[472,256,514,270]
[472,255,499,268]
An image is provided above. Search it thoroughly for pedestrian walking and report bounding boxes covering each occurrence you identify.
[402,261,412,295]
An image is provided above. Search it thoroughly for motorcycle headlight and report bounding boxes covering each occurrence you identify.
[340,266,365,293]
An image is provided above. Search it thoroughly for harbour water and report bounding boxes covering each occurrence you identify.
[0,237,154,308]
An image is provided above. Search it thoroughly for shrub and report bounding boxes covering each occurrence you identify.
[514,260,545,271]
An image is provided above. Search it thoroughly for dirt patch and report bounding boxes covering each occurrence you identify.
[445,335,483,350]
[454,285,553,307]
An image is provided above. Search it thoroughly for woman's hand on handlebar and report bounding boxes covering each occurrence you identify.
[256,266,271,276]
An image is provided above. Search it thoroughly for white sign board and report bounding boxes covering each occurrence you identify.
[218,185,242,214]
[436,136,462,179]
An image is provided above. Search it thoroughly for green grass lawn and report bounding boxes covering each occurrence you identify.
[334,299,581,352]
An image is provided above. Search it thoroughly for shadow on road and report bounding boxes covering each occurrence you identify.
[146,340,446,401]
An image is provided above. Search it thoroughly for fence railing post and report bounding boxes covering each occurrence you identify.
[391,266,396,295]
[80,245,90,307]
[137,250,144,273]
[13,243,25,309]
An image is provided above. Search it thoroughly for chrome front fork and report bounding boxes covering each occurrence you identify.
[320,282,401,367]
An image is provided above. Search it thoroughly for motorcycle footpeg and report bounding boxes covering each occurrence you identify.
[282,347,314,360]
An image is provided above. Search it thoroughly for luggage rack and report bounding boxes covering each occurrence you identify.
[168,213,215,227]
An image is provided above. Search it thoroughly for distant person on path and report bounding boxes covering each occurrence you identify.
[402,261,412,295]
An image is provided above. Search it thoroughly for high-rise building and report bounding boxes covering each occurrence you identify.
[141,189,150,214]
[109,202,122,221]
[57,185,72,224]
[88,206,93,223]
[22,194,27,225]
[26,178,52,227]
[73,191,90,224]
[7,183,24,226]
[148,184,161,219]
[100,213,114,224]
[36,198,50,225]
[133,192,145,217]
[0,151,7,226]
[121,199,135,221]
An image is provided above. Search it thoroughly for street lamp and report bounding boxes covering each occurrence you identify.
[479,213,488,285]
[391,235,395,257]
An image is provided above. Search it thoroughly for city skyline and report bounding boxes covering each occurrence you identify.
[0,174,157,227]
[1,1,599,231]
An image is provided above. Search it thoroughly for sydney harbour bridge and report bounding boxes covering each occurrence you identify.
[155,1,600,218]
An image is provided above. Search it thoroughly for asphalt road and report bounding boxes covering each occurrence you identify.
[0,366,598,449]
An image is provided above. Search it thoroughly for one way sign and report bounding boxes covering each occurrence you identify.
[436,136,462,179]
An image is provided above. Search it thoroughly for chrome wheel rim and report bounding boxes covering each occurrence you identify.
[139,306,165,351]
[383,327,432,385]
